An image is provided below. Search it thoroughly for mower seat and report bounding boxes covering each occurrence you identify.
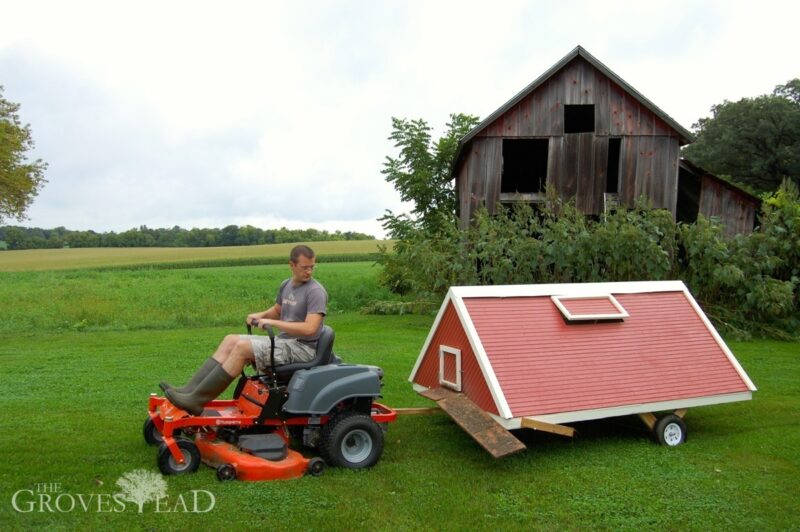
[273,325,336,379]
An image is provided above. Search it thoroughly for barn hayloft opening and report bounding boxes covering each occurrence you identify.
[564,104,595,133]
[501,139,549,195]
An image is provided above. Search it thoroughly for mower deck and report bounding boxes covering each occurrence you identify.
[195,434,311,481]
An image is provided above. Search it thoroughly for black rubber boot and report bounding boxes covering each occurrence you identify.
[159,358,220,394]
[165,365,234,416]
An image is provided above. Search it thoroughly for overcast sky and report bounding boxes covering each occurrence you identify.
[1,0,797,238]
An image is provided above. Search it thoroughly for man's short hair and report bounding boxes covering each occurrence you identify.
[290,245,315,262]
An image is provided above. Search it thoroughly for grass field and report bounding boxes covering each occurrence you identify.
[0,240,391,272]
[0,258,798,530]
[0,262,398,333]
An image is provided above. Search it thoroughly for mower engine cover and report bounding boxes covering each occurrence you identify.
[283,364,382,415]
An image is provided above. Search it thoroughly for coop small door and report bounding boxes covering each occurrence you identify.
[439,346,462,391]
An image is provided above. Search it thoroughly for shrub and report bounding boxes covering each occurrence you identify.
[379,185,800,338]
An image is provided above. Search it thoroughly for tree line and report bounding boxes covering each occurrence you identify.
[0,225,374,250]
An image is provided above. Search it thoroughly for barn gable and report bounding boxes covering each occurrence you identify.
[410,281,756,427]
[453,45,696,228]
[459,46,692,148]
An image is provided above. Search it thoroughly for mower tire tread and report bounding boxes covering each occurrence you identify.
[319,411,384,469]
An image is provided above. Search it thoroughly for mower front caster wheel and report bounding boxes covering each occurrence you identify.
[143,418,162,446]
[157,439,200,475]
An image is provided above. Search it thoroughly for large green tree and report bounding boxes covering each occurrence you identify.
[380,113,480,238]
[682,79,800,193]
[0,86,48,222]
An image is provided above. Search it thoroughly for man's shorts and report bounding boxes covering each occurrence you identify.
[242,335,317,371]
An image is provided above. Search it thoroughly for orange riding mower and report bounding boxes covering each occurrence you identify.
[144,324,396,480]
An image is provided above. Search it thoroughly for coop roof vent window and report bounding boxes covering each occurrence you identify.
[551,294,629,321]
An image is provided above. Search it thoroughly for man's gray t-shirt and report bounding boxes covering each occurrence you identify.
[276,278,328,346]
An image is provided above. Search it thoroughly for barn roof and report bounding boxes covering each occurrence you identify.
[679,158,762,208]
[452,45,694,175]
[410,281,755,424]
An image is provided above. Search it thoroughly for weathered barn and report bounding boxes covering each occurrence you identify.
[677,158,761,237]
[410,282,756,449]
[452,46,756,234]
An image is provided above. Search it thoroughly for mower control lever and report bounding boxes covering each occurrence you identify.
[242,321,277,385]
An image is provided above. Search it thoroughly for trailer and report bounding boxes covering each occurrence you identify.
[409,281,756,457]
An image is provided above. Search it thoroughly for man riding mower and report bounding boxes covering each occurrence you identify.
[145,322,396,480]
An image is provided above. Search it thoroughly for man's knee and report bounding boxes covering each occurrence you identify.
[222,334,240,346]
[232,339,255,361]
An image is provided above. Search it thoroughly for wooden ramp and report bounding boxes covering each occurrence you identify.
[419,387,526,459]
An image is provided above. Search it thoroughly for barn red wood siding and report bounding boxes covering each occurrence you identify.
[412,302,499,415]
[457,54,681,228]
[462,292,750,418]
[699,176,758,237]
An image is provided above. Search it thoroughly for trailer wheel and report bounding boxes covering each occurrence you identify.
[319,412,384,469]
[654,414,686,447]
[143,418,162,446]
[157,439,200,475]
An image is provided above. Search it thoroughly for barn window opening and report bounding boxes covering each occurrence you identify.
[551,294,629,322]
[501,138,549,195]
[676,164,701,224]
[564,104,595,133]
[606,138,621,193]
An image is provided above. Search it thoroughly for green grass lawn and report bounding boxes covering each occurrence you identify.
[0,261,798,529]
[0,317,797,530]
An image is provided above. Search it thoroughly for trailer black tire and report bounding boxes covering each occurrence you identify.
[654,414,687,447]
[319,413,384,469]
[157,439,200,475]
[143,418,162,446]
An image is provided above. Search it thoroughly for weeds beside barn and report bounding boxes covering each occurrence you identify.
[379,182,800,339]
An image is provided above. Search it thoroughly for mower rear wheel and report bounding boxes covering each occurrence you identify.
[143,418,162,446]
[320,412,384,469]
[157,439,200,475]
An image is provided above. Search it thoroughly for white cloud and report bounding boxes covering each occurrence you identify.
[1,0,798,238]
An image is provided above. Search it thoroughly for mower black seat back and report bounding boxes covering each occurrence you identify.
[273,325,335,379]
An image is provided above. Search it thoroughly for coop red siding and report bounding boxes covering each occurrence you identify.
[462,291,750,418]
[412,302,499,415]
